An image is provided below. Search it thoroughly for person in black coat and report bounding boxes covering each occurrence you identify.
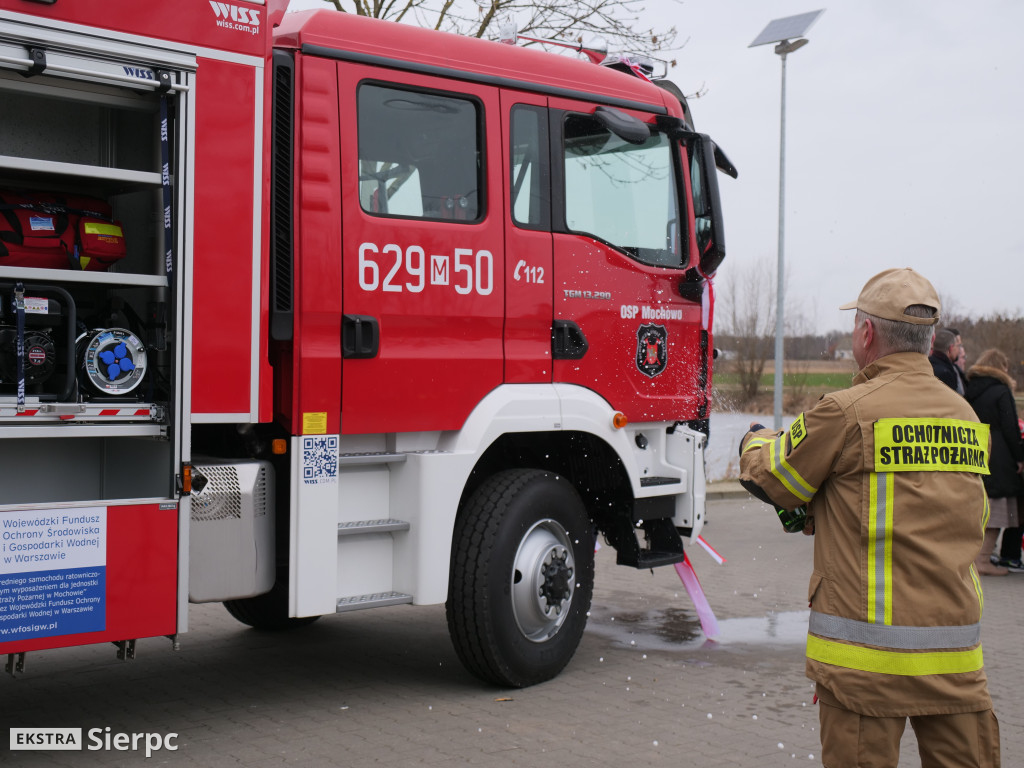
[948,327,969,390]
[930,328,966,394]
[965,348,1024,574]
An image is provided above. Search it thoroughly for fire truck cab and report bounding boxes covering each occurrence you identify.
[0,0,732,687]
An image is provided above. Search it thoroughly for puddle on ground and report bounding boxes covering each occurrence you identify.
[586,606,809,652]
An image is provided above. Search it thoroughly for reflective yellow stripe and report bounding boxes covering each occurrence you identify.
[768,436,816,502]
[83,222,123,237]
[970,562,983,614]
[867,472,894,625]
[868,477,877,623]
[742,436,773,455]
[883,489,894,626]
[972,495,989,613]
[807,635,984,676]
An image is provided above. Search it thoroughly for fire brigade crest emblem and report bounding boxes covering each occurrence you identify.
[636,323,668,377]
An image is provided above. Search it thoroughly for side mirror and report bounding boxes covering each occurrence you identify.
[689,133,731,277]
[678,266,704,303]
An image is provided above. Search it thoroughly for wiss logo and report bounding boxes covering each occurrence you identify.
[209,2,261,27]
[122,67,156,81]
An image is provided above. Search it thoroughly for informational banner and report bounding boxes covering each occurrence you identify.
[0,507,106,643]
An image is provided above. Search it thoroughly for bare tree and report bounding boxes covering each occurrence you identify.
[317,0,681,62]
[717,259,777,405]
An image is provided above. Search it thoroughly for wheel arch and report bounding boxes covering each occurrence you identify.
[402,384,689,605]
[456,429,633,536]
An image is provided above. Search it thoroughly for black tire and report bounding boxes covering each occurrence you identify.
[446,469,595,687]
[223,576,320,631]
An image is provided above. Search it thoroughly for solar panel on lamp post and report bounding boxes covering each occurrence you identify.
[750,9,824,429]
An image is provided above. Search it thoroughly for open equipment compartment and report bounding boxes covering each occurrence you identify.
[0,30,191,506]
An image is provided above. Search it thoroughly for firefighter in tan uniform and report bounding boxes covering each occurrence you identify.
[739,269,1000,768]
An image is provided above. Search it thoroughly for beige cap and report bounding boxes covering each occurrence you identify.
[839,268,940,326]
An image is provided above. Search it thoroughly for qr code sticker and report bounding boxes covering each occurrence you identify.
[302,436,338,484]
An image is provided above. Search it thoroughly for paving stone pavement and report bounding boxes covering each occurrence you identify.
[2,495,1020,767]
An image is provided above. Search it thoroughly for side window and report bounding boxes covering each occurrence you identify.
[510,105,549,230]
[357,84,483,222]
[562,114,683,268]
[689,143,712,258]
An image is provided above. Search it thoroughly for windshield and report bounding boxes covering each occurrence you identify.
[563,114,682,268]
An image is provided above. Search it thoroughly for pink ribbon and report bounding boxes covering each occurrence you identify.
[674,552,720,639]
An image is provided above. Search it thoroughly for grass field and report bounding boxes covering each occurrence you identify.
[713,359,856,386]
[713,369,854,389]
[711,359,857,415]
[711,358,1024,415]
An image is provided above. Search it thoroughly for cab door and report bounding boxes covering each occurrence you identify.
[548,97,705,422]
[501,91,552,384]
[336,64,504,434]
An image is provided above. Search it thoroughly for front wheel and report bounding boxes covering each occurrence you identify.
[446,469,595,687]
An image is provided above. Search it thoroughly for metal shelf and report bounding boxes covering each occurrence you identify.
[0,265,167,287]
[0,424,165,438]
[0,401,166,437]
[0,153,162,188]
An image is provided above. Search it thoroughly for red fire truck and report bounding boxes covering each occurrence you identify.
[0,0,734,687]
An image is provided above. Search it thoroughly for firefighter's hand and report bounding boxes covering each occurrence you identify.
[740,422,768,456]
[802,515,815,536]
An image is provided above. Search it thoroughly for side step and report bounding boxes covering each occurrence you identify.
[639,476,681,488]
[604,517,686,569]
[337,519,410,536]
[336,592,413,613]
[337,451,407,467]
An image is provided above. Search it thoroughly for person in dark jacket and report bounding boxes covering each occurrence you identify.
[966,348,1024,575]
[948,327,970,388]
[930,328,965,394]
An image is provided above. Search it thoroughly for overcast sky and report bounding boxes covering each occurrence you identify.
[286,0,1024,334]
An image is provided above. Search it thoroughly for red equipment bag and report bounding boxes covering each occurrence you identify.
[77,215,127,271]
[0,190,126,271]
[0,190,76,269]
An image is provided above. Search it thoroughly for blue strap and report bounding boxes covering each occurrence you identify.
[13,282,25,411]
[160,94,174,283]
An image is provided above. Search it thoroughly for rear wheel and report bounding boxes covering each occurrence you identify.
[446,469,595,687]
[224,574,320,631]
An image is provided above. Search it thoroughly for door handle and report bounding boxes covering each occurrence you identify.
[342,314,379,359]
[551,320,588,360]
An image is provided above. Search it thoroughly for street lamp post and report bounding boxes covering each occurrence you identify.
[750,10,824,429]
